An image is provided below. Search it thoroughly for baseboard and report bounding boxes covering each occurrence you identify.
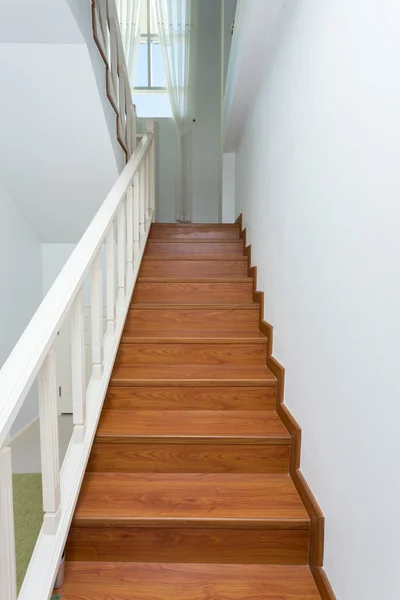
[237,213,336,599]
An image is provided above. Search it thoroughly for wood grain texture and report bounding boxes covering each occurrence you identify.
[87,441,291,474]
[115,342,267,365]
[58,562,321,599]
[122,329,266,341]
[110,364,277,386]
[95,410,289,440]
[73,473,309,525]
[149,224,240,239]
[132,280,253,304]
[145,240,245,256]
[124,307,259,330]
[103,386,277,411]
[66,526,310,564]
[139,259,248,277]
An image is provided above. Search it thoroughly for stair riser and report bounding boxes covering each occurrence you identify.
[115,343,267,366]
[132,281,253,304]
[139,260,248,278]
[149,226,240,240]
[87,442,290,474]
[125,309,258,330]
[103,386,277,411]
[67,526,310,565]
[145,241,244,256]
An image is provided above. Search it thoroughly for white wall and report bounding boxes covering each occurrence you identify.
[235,1,400,598]
[0,183,43,434]
[154,119,178,223]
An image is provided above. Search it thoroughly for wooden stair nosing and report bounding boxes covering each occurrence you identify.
[129,303,259,310]
[142,255,248,261]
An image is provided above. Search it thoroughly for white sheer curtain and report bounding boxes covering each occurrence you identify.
[152,0,196,222]
[116,0,143,85]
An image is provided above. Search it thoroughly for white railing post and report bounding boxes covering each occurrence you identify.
[71,289,86,444]
[126,181,134,281]
[105,222,116,350]
[139,163,145,237]
[117,198,126,314]
[146,120,155,220]
[133,171,140,262]
[0,443,17,600]
[38,349,61,535]
[90,253,103,381]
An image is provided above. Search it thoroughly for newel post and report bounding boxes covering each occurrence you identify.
[0,441,17,600]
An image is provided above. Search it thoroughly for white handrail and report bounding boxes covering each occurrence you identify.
[0,120,156,600]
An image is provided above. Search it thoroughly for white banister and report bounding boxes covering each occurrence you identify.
[126,181,134,279]
[139,163,145,236]
[71,290,86,444]
[106,222,116,342]
[0,129,155,600]
[90,252,104,381]
[0,443,17,600]
[38,349,61,535]
[133,171,140,263]
[117,198,126,311]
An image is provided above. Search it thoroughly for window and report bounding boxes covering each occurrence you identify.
[133,0,172,118]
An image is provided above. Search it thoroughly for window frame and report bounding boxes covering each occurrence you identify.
[134,0,166,92]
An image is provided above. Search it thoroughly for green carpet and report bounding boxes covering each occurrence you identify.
[12,473,43,593]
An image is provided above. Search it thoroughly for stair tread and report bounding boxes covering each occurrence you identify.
[129,303,258,310]
[142,255,248,261]
[110,364,276,385]
[96,410,289,441]
[121,332,266,343]
[137,277,253,282]
[147,238,244,244]
[59,563,321,599]
[73,473,309,525]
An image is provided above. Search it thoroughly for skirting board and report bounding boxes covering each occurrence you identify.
[236,213,336,600]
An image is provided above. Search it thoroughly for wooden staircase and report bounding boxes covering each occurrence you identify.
[59,223,323,599]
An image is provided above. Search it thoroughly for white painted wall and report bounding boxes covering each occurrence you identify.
[222,153,235,223]
[0,183,43,434]
[0,43,120,242]
[154,119,178,223]
[235,1,400,598]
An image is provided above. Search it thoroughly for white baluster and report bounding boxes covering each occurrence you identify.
[38,349,61,534]
[117,199,126,314]
[71,290,86,444]
[133,171,140,262]
[126,181,134,280]
[90,253,103,381]
[139,163,145,237]
[0,443,17,600]
[146,120,155,221]
[106,223,116,343]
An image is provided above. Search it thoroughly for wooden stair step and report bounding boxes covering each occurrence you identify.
[110,364,277,386]
[95,410,289,441]
[88,411,290,474]
[103,386,277,411]
[122,329,266,341]
[132,279,254,304]
[115,341,267,366]
[149,224,241,239]
[58,562,321,599]
[125,306,259,330]
[139,259,248,277]
[72,473,309,526]
[145,240,245,256]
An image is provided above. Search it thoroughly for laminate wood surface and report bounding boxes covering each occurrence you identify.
[122,329,266,340]
[58,562,321,599]
[87,441,291,474]
[73,473,309,525]
[115,342,267,365]
[95,410,289,440]
[103,386,277,411]
[139,259,248,277]
[132,280,254,303]
[149,224,241,239]
[110,364,277,386]
[145,240,244,256]
[124,307,259,329]
[66,526,310,564]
